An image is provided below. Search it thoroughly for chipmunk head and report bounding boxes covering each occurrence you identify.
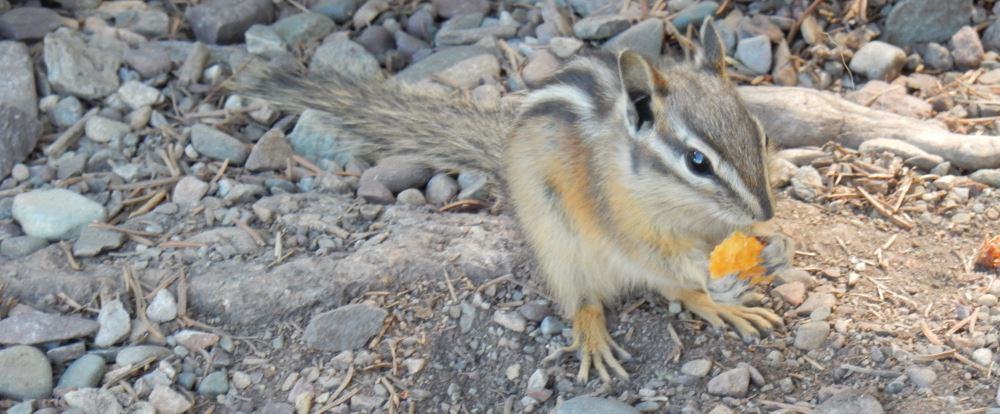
[615,18,774,238]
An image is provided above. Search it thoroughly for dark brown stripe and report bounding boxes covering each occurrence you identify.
[519,99,581,125]
[543,68,614,118]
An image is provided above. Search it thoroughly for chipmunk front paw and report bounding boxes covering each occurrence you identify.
[542,304,631,383]
[679,290,782,342]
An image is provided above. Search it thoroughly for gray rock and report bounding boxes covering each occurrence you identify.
[951,26,984,69]
[64,388,123,414]
[46,342,86,364]
[397,188,427,205]
[550,36,584,58]
[970,169,1000,187]
[736,35,772,75]
[737,15,784,43]
[311,0,363,23]
[883,0,972,46]
[116,81,162,110]
[395,45,496,89]
[672,1,719,32]
[526,368,550,401]
[259,402,296,414]
[0,7,63,40]
[905,366,936,388]
[116,345,172,366]
[0,104,40,180]
[187,227,258,255]
[303,303,388,351]
[568,0,623,17]
[85,116,131,143]
[0,345,52,400]
[124,44,173,78]
[425,173,459,205]
[72,226,125,257]
[173,176,210,208]
[573,14,630,40]
[517,302,550,322]
[395,29,430,59]
[858,138,935,161]
[246,129,294,172]
[554,396,639,414]
[604,19,664,57]
[457,170,489,200]
[13,189,106,241]
[149,386,193,414]
[115,10,170,38]
[794,321,830,350]
[790,165,823,202]
[352,0,389,28]
[310,36,382,79]
[984,20,1000,53]
[707,366,750,397]
[50,96,84,129]
[492,310,526,332]
[850,41,906,81]
[922,42,953,71]
[433,0,490,19]
[272,12,335,46]
[190,123,249,164]
[681,359,712,377]
[146,290,178,323]
[0,236,47,258]
[56,354,106,390]
[813,389,883,414]
[94,299,130,347]
[435,13,518,46]
[0,41,37,118]
[363,157,433,193]
[357,175,395,204]
[971,348,993,366]
[173,330,220,352]
[406,6,436,41]
[185,0,274,44]
[53,0,102,9]
[245,24,285,57]
[288,110,348,162]
[540,316,563,335]
[44,28,122,99]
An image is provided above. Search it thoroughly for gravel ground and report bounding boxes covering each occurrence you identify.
[0,0,999,413]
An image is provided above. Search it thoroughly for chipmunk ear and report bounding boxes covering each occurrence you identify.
[696,17,727,75]
[617,50,666,132]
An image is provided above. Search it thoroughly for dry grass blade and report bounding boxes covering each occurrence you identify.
[856,187,913,229]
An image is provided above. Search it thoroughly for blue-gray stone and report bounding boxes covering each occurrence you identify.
[271,12,335,46]
[311,0,363,23]
[604,18,665,57]
[555,396,639,414]
[190,123,249,165]
[57,354,107,390]
[287,109,349,163]
[197,370,229,396]
[883,0,972,46]
[115,345,172,366]
[0,346,53,401]
[12,189,106,241]
[672,1,719,32]
[0,236,48,258]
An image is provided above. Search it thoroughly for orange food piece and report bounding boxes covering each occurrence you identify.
[709,232,771,285]
[976,235,1000,270]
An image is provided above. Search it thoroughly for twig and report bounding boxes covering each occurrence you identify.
[921,320,942,345]
[110,176,181,191]
[129,190,167,218]
[786,0,824,43]
[59,241,81,271]
[857,187,913,229]
[439,199,486,212]
[840,364,901,378]
[45,108,98,157]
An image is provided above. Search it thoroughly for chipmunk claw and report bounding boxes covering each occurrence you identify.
[542,305,631,383]
[680,290,782,341]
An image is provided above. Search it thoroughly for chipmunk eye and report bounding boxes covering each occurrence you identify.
[685,150,713,176]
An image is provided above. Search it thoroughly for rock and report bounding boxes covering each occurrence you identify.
[310,35,382,79]
[493,310,527,332]
[517,302,550,322]
[906,366,936,388]
[922,42,953,71]
[56,354,106,390]
[13,189,106,241]
[859,138,935,160]
[790,166,823,202]
[246,129,294,172]
[116,345,172,366]
[357,177,395,204]
[245,24,285,57]
[794,292,836,316]
[604,18,664,57]
[94,299,130,347]
[395,45,497,90]
[50,96,84,129]
[72,226,125,257]
[672,1,718,31]
[311,0,363,23]
[272,12,335,46]
[849,41,906,81]
[0,104,40,180]
[736,35,772,75]
[0,345,52,400]
[772,281,805,305]
[550,36,584,58]
[124,44,173,78]
[44,28,122,99]
[681,359,712,377]
[117,81,162,110]
[352,0,389,28]
[794,321,829,350]
[555,396,639,414]
[395,29,430,59]
[573,14,630,40]
[813,389,883,414]
[457,170,489,200]
[173,330,220,352]
[114,10,169,38]
[0,41,38,118]
[173,176,210,208]
[288,110,349,163]
[434,0,490,19]
[0,310,98,345]
[707,366,750,397]
[985,20,1000,53]
[971,348,993,366]
[526,369,550,402]
[53,0,102,9]
[425,173,459,205]
[951,26,984,69]
[303,303,388,351]
[707,406,735,414]
[522,50,560,88]
[397,188,426,205]
[771,39,796,86]
[435,12,518,46]
[540,316,563,335]
[0,235,47,258]
[187,227,258,255]
[85,116,131,143]
[363,157,433,193]
[970,169,1000,187]
[883,0,972,46]
[185,0,273,44]
[775,148,827,166]
[198,371,229,396]
[146,290,178,323]
[149,386,193,414]
[63,388,123,414]
[190,123,249,164]
[0,7,63,40]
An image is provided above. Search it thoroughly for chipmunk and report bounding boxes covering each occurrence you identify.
[235,18,792,383]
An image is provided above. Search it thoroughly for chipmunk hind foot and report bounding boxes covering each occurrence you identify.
[542,304,632,384]
[678,290,783,342]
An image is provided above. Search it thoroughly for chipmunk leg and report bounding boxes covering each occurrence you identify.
[677,290,782,342]
[542,303,631,383]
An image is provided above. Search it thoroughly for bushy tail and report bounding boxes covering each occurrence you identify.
[231,68,513,184]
